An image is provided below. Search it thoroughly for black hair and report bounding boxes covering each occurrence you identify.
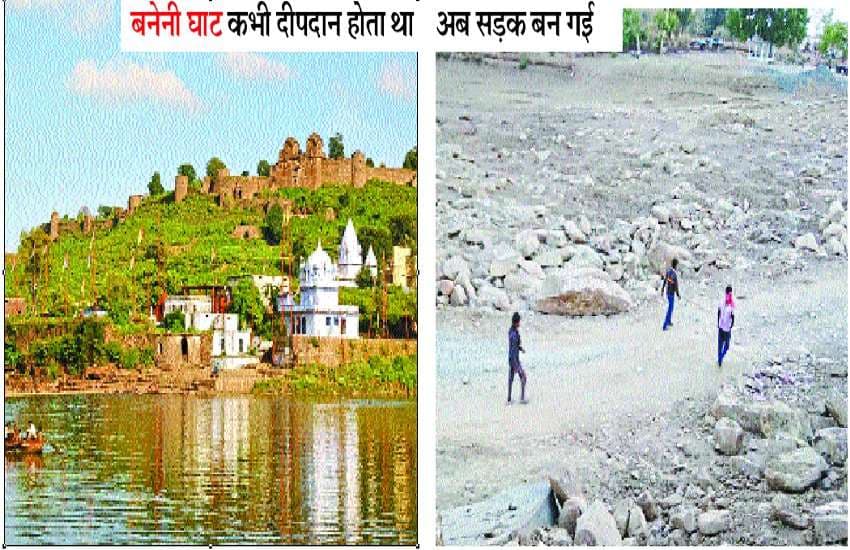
[725,285,732,294]
[671,258,678,268]
[511,312,521,326]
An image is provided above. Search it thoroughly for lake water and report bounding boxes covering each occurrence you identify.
[4,394,417,545]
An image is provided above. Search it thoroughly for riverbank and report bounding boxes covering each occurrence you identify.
[4,353,417,399]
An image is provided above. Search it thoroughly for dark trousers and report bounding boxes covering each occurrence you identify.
[508,363,526,401]
[718,329,731,366]
[663,293,675,330]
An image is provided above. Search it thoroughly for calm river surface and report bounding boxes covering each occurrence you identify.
[4,394,417,544]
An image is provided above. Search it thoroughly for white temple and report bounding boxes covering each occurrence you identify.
[338,218,363,286]
[364,245,378,278]
[278,240,359,339]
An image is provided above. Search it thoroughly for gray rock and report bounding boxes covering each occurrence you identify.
[613,498,634,537]
[626,506,648,539]
[826,394,848,427]
[770,495,810,530]
[566,245,604,270]
[437,279,455,297]
[477,286,511,311]
[646,241,692,274]
[635,491,658,521]
[558,496,587,536]
[670,505,698,534]
[490,258,517,278]
[563,220,587,243]
[442,256,469,280]
[450,285,468,306]
[697,510,730,536]
[714,417,744,455]
[814,501,848,544]
[651,204,670,224]
[813,427,847,465]
[792,233,819,252]
[764,447,828,493]
[574,501,623,546]
[536,268,632,316]
[516,230,540,258]
[730,455,764,478]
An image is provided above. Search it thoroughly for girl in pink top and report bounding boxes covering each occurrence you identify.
[717,285,735,367]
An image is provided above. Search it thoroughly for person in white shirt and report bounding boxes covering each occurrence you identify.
[26,421,37,440]
[717,285,735,367]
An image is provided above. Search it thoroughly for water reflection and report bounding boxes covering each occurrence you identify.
[4,394,417,545]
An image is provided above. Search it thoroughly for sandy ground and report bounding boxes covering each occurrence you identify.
[437,262,847,511]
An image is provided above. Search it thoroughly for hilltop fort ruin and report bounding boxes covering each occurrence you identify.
[40,133,417,240]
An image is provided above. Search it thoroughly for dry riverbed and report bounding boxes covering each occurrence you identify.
[436,52,848,545]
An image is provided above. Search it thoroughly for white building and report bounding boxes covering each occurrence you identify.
[338,218,363,286]
[163,295,212,328]
[364,245,378,278]
[190,312,252,357]
[278,241,359,339]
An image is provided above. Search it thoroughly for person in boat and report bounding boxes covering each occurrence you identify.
[25,421,38,440]
[4,422,12,440]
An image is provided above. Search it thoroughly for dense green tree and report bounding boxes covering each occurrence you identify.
[725,9,808,56]
[703,9,727,36]
[206,157,227,179]
[229,278,266,334]
[178,163,198,183]
[365,157,375,168]
[389,212,416,248]
[263,204,284,245]
[257,159,271,177]
[653,9,679,52]
[403,146,418,170]
[162,311,185,332]
[355,266,375,289]
[328,133,344,159]
[623,9,646,52]
[97,205,114,219]
[357,225,393,265]
[148,171,164,195]
[820,21,848,60]
[19,229,50,307]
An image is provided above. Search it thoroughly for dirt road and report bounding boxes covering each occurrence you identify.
[436,261,847,511]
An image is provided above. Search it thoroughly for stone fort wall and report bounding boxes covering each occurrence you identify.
[40,133,415,240]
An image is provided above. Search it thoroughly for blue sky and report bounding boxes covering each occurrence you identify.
[4,0,417,250]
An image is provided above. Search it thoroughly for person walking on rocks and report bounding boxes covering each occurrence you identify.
[661,258,680,331]
[508,312,527,403]
[717,285,735,367]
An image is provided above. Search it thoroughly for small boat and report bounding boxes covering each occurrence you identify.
[5,433,46,454]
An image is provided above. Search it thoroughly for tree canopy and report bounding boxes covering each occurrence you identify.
[178,163,198,183]
[206,157,227,179]
[725,9,808,53]
[403,146,418,170]
[820,21,848,59]
[257,159,271,177]
[148,172,164,196]
[328,133,345,159]
[263,204,284,245]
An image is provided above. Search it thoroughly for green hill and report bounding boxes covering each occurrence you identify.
[6,181,417,330]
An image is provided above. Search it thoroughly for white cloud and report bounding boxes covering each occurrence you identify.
[9,0,111,33]
[67,59,204,113]
[216,53,295,81]
[377,59,415,101]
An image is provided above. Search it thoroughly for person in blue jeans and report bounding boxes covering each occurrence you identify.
[661,258,680,331]
[507,312,527,403]
[717,285,735,366]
